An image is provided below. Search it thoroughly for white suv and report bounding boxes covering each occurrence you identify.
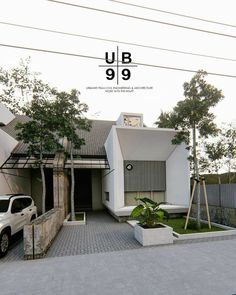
[0,194,37,257]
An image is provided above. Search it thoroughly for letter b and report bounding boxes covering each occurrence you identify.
[122,52,132,64]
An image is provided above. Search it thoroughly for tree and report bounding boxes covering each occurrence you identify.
[156,70,224,228]
[0,58,54,114]
[220,124,236,183]
[16,97,61,214]
[204,140,225,222]
[53,89,90,221]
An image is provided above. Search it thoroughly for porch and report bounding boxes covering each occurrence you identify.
[114,204,189,217]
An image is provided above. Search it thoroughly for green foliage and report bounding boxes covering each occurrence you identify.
[52,89,90,150]
[162,218,224,234]
[220,124,236,182]
[130,197,169,228]
[156,70,223,146]
[16,96,62,214]
[51,89,90,221]
[0,58,55,114]
[201,124,236,183]
[16,97,61,158]
[203,140,225,174]
[156,70,224,229]
[201,172,236,184]
[156,70,224,176]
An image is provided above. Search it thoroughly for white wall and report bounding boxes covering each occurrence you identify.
[113,129,124,210]
[103,127,115,211]
[166,143,190,206]
[103,126,124,213]
[116,127,177,161]
[0,129,18,166]
[0,103,15,125]
[104,126,190,213]
[0,124,31,197]
[0,169,31,195]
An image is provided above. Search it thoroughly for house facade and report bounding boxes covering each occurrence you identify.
[0,104,190,219]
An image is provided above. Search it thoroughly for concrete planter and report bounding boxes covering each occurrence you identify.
[24,208,64,260]
[134,223,173,246]
[63,212,86,226]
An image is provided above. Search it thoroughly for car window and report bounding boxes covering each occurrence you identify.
[21,198,32,208]
[11,199,23,212]
[0,200,10,213]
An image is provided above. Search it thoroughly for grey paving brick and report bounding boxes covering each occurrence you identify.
[2,211,236,263]
[46,211,142,258]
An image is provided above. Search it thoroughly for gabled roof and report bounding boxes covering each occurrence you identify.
[0,115,115,157]
[74,120,115,156]
[0,115,29,139]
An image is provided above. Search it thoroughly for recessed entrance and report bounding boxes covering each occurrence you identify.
[74,170,92,211]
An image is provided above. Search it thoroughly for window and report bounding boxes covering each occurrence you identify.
[11,199,23,212]
[21,198,32,208]
[0,200,10,213]
[105,192,109,201]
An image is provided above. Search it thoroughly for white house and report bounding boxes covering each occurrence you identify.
[103,113,189,219]
[0,105,190,219]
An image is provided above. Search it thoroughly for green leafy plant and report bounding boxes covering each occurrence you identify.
[130,197,169,228]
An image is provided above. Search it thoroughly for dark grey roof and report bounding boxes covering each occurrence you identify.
[0,115,30,139]
[0,115,30,156]
[1,115,115,157]
[74,120,115,156]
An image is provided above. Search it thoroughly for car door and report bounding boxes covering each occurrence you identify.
[21,197,33,222]
[11,198,27,234]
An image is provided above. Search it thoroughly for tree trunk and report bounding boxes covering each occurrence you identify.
[193,126,201,229]
[218,174,222,223]
[40,152,46,214]
[70,144,75,221]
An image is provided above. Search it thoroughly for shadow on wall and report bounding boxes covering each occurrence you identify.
[31,168,54,215]
[0,168,54,215]
[0,169,31,195]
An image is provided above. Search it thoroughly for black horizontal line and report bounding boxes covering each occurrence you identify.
[1,42,236,78]
[98,65,138,67]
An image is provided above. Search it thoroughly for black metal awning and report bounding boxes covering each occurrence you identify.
[0,155,55,169]
[1,155,110,170]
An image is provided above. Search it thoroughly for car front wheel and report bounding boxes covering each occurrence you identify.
[0,231,10,257]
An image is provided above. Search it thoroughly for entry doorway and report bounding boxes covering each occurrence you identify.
[74,169,92,211]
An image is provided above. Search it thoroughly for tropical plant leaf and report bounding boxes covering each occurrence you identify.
[155,210,164,219]
[158,208,169,220]
[155,201,169,207]
[136,197,157,206]
[130,204,144,218]
[130,197,169,227]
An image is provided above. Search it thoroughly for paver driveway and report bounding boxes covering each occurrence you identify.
[1,211,141,262]
[46,211,141,257]
[2,211,236,263]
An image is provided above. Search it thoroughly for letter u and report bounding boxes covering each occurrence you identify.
[105,52,115,64]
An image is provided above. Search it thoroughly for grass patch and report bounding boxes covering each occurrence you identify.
[75,212,85,221]
[162,218,225,234]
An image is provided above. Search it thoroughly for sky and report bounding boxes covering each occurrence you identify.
[0,0,236,126]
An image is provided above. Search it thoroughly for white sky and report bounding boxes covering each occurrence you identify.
[0,0,236,126]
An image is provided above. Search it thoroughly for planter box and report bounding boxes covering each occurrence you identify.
[63,212,86,226]
[24,208,64,259]
[134,223,173,246]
